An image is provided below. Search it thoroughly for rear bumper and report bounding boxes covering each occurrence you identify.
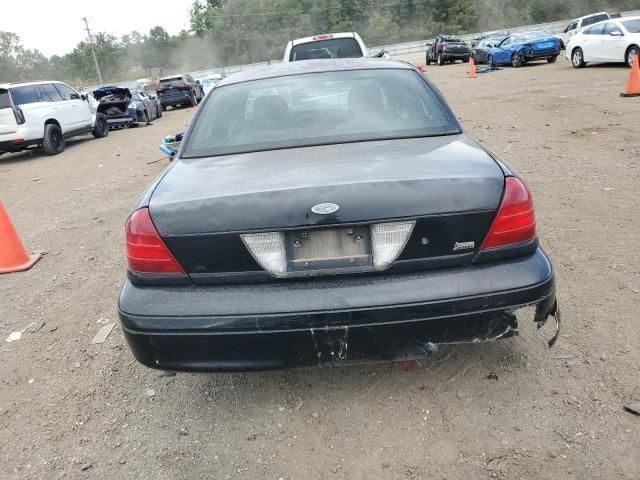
[0,138,40,152]
[159,94,192,107]
[118,249,557,372]
[525,48,560,60]
[443,52,471,59]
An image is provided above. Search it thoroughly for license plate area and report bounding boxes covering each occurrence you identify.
[285,227,372,272]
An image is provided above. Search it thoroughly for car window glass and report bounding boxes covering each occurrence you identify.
[0,89,10,109]
[183,69,459,158]
[42,83,63,101]
[10,85,49,105]
[568,21,578,31]
[622,19,640,33]
[290,38,363,61]
[603,23,618,34]
[54,83,78,100]
[587,23,606,35]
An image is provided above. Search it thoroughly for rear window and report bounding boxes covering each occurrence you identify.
[160,77,185,86]
[290,38,363,61]
[583,14,609,27]
[622,19,640,33]
[0,90,10,109]
[182,69,459,158]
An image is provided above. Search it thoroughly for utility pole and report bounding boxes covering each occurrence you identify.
[81,16,103,84]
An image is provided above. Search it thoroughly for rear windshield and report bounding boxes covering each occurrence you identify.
[519,31,554,41]
[182,69,459,158]
[622,19,640,33]
[290,38,363,61]
[0,90,10,109]
[159,77,184,86]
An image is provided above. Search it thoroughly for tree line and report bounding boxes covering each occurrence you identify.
[1,0,637,86]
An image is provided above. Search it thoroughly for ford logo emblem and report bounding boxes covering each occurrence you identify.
[311,203,340,215]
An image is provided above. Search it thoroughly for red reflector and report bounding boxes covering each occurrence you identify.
[312,34,334,40]
[11,138,25,143]
[481,177,536,250]
[125,208,185,274]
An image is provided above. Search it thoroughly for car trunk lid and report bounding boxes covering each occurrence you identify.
[147,135,505,279]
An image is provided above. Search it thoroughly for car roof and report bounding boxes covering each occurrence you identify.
[216,58,415,87]
[583,15,639,28]
[0,80,67,89]
[574,11,609,22]
[290,32,357,46]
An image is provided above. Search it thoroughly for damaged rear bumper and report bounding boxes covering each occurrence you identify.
[118,249,558,372]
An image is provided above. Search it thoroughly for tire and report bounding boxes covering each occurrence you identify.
[571,47,586,68]
[157,104,163,118]
[626,45,639,67]
[487,54,494,67]
[143,110,150,126]
[511,53,523,68]
[426,54,431,66]
[190,94,197,107]
[547,55,558,64]
[92,113,109,138]
[161,105,167,112]
[462,56,470,63]
[42,124,65,155]
[437,53,444,66]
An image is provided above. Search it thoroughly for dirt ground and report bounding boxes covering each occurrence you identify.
[1,55,639,480]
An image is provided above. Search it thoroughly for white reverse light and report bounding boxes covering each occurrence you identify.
[370,222,415,268]
[241,232,287,276]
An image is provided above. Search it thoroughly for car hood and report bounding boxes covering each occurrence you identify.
[93,86,131,100]
[148,134,505,236]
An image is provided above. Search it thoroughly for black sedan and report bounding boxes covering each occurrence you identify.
[118,59,560,372]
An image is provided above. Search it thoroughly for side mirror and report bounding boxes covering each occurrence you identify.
[195,80,201,85]
[80,93,87,101]
[486,43,494,48]
[425,42,433,47]
[610,30,623,36]
[70,93,80,100]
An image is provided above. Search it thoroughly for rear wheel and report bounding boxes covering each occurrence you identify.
[571,47,586,68]
[190,92,197,107]
[626,45,639,67]
[437,53,444,66]
[547,55,558,63]
[143,110,150,126]
[511,53,523,68]
[42,124,65,155]
[462,56,470,63]
[157,104,163,118]
[92,113,109,138]
[488,54,495,67]
[426,54,431,65]
[161,105,167,112]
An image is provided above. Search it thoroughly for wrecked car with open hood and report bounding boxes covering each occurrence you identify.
[118,59,560,372]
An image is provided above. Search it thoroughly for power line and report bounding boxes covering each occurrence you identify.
[82,16,103,84]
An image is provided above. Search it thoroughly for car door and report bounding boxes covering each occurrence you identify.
[495,36,514,64]
[53,83,91,131]
[584,23,608,60]
[597,22,627,62]
[563,20,579,44]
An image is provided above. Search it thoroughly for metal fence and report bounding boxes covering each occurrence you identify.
[87,9,640,91]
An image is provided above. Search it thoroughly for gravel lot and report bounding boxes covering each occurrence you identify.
[1,56,639,480]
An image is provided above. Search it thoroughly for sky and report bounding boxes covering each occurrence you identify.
[0,0,195,57]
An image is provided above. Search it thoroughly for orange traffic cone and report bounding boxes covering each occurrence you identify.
[0,202,42,274]
[469,57,477,79]
[621,52,640,97]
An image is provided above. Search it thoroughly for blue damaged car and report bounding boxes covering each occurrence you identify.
[488,31,562,67]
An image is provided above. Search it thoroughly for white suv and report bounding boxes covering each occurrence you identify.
[0,80,109,156]
[561,12,612,47]
[283,32,369,62]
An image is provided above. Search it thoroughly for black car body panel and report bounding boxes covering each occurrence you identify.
[118,59,558,372]
[426,35,472,64]
[157,74,203,108]
[119,249,555,371]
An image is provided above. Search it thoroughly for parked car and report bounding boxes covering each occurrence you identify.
[472,32,510,64]
[567,16,640,68]
[284,32,368,61]
[127,90,162,125]
[561,12,612,47]
[194,74,223,97]
[488,31,562,67]
[0,80,108,156]
[118,59,559,372]
[156,74,204,110]
[93,86,134,130]
[426,35,471,66]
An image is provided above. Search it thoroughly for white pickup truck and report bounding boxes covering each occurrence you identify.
[284,32,382,62]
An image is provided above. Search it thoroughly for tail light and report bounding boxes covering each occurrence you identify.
[14,107,25,125]
[125,208,185,274]
[481,177,536,250]
[442,43,449,50]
